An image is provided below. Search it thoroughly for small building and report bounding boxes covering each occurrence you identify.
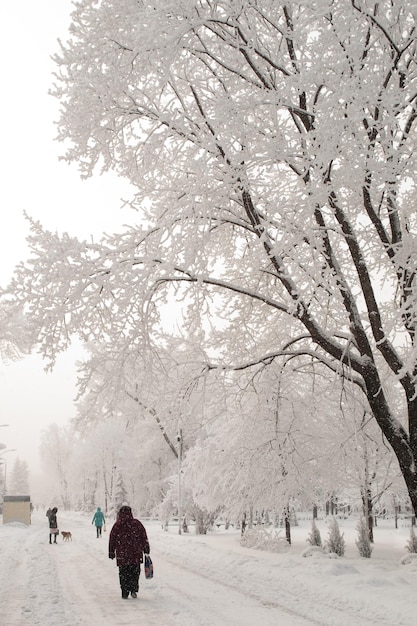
[2,495,31,525]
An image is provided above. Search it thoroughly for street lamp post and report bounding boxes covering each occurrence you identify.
[0,460,7,496]
[177,429,183,536]
[0,449,17,496]
[112,465,117,519]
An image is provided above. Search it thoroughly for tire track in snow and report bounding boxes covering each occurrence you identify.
[0,521,83,626]
[151,547,313,626]
[48,513,184,626]
[0,533,32,626]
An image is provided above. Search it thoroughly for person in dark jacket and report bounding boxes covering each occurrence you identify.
[48,507,59,544]
[92,506,106,538]
[108,505,150,599]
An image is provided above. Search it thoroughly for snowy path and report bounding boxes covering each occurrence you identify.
[0,513,310,626]
[0,512,415,625]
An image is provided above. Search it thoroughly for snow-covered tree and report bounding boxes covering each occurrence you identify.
[355,516,373,558]
[181,358,371,524]
[326,517,346,556]
[39,424,76,509]
[307,519,322,548]
[70,419,127,514]
[74,340,209,516]
[114,470,129,513]
[8,458,30,495]
[2,1,417,514]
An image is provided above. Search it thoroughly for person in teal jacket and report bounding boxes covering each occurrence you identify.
[92,506,106,538]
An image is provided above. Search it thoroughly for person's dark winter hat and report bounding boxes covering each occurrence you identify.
[119,505,132,515]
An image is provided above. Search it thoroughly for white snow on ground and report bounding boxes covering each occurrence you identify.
[0,511,416,625]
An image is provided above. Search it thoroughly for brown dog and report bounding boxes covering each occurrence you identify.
[61,531,72,542]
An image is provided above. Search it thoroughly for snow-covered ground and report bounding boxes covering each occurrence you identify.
[0,510,416,625]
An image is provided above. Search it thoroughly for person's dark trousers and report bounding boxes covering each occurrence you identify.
[119,564,140,597]
[96,526,102,538]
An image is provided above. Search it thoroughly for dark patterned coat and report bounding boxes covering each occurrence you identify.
[48,507,58,530]
[108,506,150,566]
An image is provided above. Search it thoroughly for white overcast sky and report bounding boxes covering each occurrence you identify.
[0,2,133,476]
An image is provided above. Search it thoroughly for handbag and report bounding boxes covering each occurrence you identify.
[144,554,154,579]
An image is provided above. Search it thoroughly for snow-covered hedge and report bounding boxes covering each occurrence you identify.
[240,527,289,552]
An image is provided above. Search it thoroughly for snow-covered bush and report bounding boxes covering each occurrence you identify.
[240,527,289,553]
[325,517,346,556]
[307,518,322,547]
[302,546,325,558]
[355,517,373,558]
[405,525,417,553]
[400,553,417,565]
[400,552,417,566]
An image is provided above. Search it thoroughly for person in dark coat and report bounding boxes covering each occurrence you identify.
[108,505,150,599]
[48,507,59,544]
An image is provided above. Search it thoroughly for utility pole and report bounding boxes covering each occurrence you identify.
[177,429,183,535]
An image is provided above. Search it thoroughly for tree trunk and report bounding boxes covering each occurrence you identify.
[363,364,417,517]
[362,488,374,543]
[362,437,374,543]
[284,506,291,545]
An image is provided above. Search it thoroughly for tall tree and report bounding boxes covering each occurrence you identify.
[39,424,75,509]
[3,1,417,511]
[8,458,30,495]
